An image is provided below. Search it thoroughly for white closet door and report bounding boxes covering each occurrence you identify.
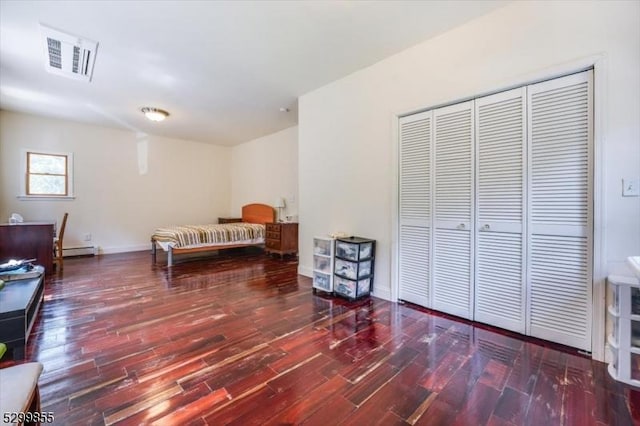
[398,111,433,307]
[474,88,527,333]
[527,71,593,351]
[433,101,474,319]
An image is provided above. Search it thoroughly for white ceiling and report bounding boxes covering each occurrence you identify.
[0,1,507,146]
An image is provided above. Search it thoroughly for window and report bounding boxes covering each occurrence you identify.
[20,150,74,199]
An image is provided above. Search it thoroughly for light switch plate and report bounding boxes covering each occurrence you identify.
[622,177,640,197]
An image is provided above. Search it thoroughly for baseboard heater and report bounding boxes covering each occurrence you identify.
[63,246,97,257]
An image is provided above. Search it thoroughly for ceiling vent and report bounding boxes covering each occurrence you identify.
[40,24,98,82]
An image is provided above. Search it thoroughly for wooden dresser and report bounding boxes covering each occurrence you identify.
[265,222,298,258]
[0,222,54,274]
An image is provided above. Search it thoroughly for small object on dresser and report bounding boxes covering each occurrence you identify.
[8,213,23,224]
[274,197,286,222]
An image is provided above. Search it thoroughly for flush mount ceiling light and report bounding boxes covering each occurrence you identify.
[141,107,169,122]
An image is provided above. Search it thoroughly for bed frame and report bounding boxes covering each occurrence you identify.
[151,203,275,267]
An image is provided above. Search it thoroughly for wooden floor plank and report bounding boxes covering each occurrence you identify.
[264,375,351,425]
[491,386,530,425]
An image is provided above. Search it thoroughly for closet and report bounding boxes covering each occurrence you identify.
[398,70,593,351]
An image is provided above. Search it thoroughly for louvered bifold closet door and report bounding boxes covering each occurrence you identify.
[475,88,527,333]
[527,71,593,351]
[433,101,474,319]
[398,111,432,307]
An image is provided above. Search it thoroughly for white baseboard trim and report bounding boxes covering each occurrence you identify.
[63,246,96,257]
[99,244,152,255]
[372,286,392,301]
[298,265,313,277]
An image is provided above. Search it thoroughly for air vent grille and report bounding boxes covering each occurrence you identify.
[41,24,98,82]
[47,38,62,69]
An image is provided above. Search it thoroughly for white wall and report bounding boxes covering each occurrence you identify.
[0,110,232,253]
[230,126,298,221]
[299,1,640,302]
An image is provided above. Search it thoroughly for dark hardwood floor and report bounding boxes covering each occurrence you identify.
[2,248,638,425]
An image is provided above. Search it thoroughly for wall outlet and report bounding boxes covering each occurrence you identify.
[622,177,640,197]
[83,233,92,241]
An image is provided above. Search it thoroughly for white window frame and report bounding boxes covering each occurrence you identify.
[18,149,75,200]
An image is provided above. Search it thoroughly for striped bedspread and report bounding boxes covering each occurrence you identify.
[152,222,265,249]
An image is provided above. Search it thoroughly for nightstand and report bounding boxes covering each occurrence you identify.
[218,217,243,224]
[265,222,298,258]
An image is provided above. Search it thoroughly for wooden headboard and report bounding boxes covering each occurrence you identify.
[242,203,275,224]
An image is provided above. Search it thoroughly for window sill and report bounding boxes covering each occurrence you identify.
[17,195,76,201]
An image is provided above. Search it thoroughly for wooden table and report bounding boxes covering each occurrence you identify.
[0,222,54,274]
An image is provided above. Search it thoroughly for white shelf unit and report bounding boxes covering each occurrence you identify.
[312,237,335,294]
[607,274,640,387]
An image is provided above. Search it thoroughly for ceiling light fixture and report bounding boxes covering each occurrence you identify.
[141,107,169,122]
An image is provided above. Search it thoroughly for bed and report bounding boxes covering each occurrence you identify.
[151,203,275,267]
